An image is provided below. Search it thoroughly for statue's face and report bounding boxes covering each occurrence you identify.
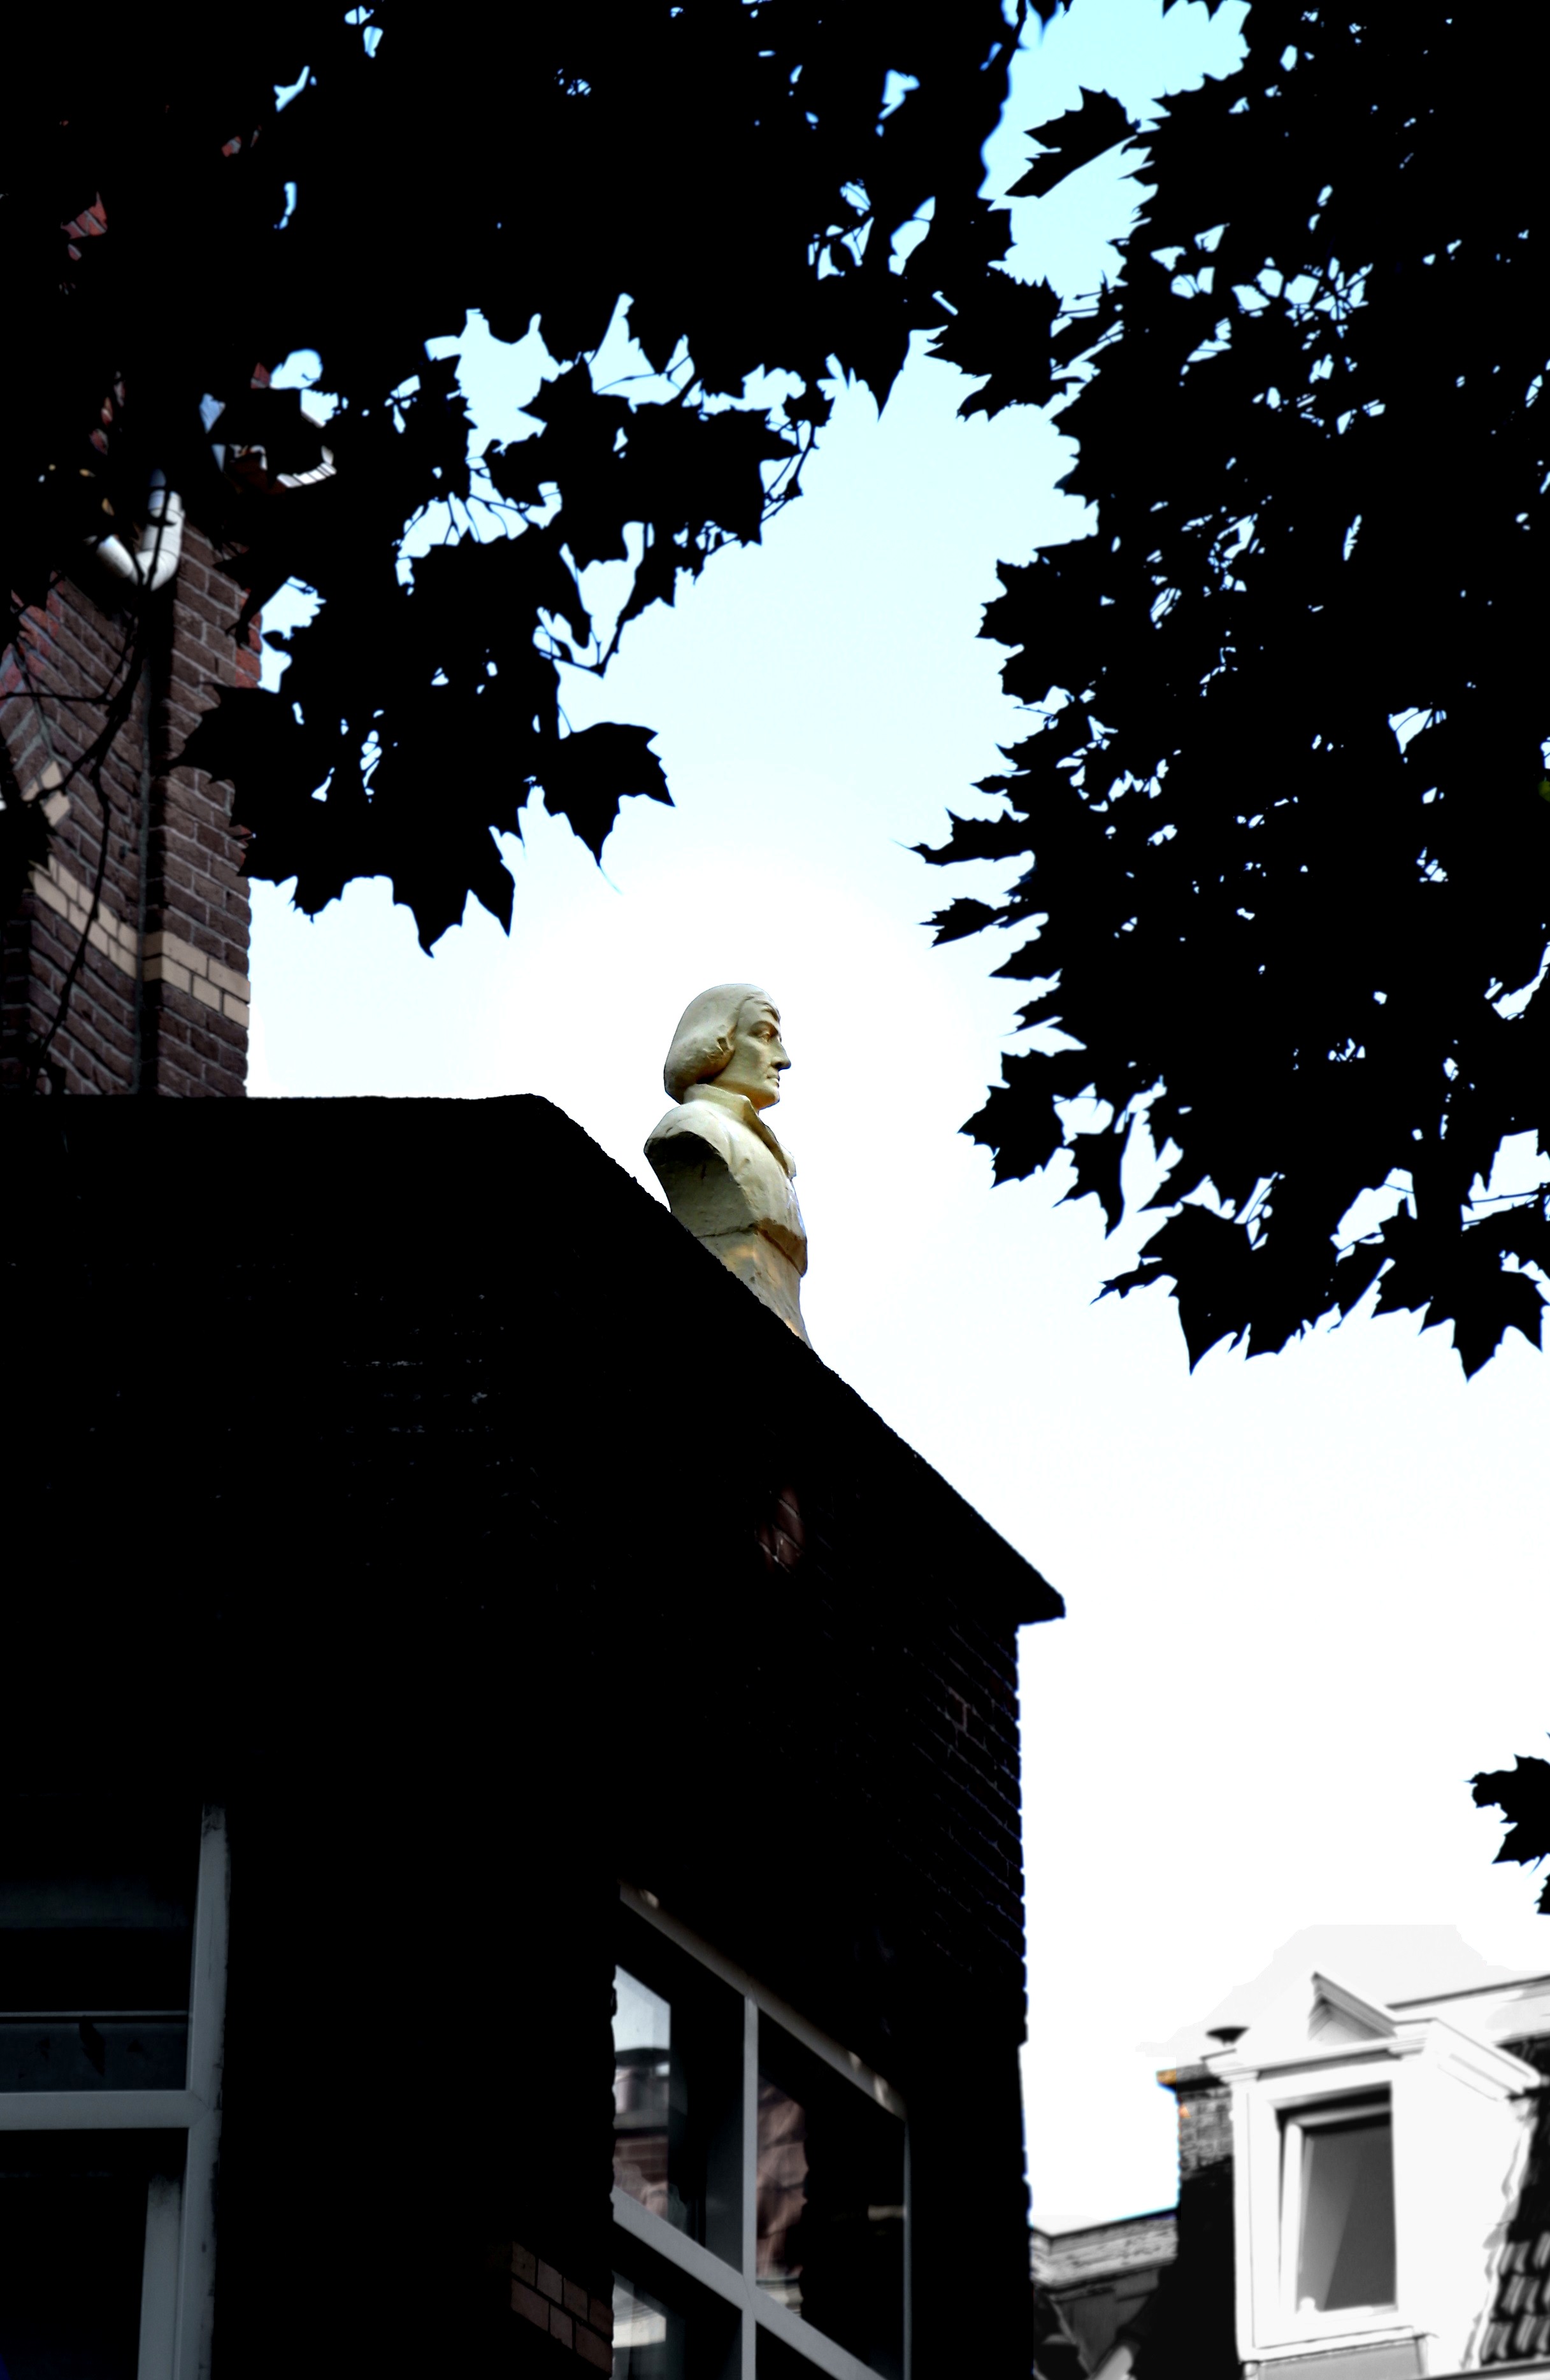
[719,1000,789,1110]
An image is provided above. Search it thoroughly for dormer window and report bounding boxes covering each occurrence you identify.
[1280,2090,1395,2316]
[1216,1967,1541,2368]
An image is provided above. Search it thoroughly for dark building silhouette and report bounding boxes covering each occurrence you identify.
[4,1094,1061,2379]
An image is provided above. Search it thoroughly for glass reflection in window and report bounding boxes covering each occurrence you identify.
[612,1909,745,2265]
[614,1964,694,2233]
[756,2072,807,2312]
[1294,2107,1396,2312]
[0,2018,187,2094]
[614,2273,687,2380]
[757,2019,904,2379]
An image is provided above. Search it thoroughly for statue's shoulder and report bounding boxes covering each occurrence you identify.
[644,1100,739,1167]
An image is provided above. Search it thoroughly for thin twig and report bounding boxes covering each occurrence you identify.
[25,594,148,1092]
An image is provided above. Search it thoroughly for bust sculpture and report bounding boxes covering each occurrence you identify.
[645,983,810,1346]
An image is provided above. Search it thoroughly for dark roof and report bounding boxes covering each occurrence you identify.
[1032,2210,1179,2285]
[1481,2042,1550,2365]
[1033,2212,1175,2376]
[12,1092,1059,1627]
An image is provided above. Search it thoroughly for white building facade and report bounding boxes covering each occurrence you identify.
[1035,1937,1550,2380]
[1210,1965,1550,2376]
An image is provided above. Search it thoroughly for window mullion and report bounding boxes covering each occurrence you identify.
[1280,2115,1302,2319]
[742,1990,759,2380]
[172,1806,229,2380]
[615,1890,909,2377]
[138,2170,182,2379]
[903,2123,912,2380]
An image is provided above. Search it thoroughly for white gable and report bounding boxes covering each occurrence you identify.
[1308,1998,1390,2048]
[1222,1969,1396,2070]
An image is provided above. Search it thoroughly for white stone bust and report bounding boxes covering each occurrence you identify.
[645,983,810,1346]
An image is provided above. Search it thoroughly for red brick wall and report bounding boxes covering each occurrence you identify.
[496,2242,613,2372]
[1,523,255,1096]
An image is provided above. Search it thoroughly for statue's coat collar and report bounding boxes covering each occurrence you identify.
[682,1081,795,1176]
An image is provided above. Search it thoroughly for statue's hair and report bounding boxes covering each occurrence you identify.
[663,983,775,1102]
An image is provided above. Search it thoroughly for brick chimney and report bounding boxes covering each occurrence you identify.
[2,421,256,1097]
[1129,2063,1240,2378]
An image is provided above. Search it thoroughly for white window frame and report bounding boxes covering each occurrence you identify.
[1276,2090,1396,2325]
[614,1879,910,2380]
[0,1802,229,2380]
[1233,2050,1421,2363]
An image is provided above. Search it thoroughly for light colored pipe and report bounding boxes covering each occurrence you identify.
[87,467,184,591]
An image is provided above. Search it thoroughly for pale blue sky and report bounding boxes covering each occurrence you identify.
[253,0,1550,2230]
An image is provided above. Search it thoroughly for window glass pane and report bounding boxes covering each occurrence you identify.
[757,2325,827,2380]
[612,2267,737,2380]
[0,1797,197,2097]
[0,2017,188,2093]
[1296,2112,1396,2312]
[0,2135,165,2379]
[757,2018,905,2379]
[613,1916,742,2263]
[614,2274,688,2380]
[615,1966,682,2226]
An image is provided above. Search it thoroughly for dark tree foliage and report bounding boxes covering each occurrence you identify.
[1474,1755,1550,1917]
[1,1,1052,953]
[922,4,1550,1376]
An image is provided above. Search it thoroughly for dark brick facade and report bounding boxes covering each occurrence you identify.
[7,1093,1059,2377]
[1,526,255,1096]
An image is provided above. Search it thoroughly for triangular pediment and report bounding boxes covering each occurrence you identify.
[1217,1969,1398,2067]
[1307,1997,1390,2046]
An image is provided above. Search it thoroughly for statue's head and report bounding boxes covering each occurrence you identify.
[664,983,790,1111]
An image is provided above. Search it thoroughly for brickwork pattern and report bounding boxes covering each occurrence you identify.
[747,1470,1030,2026]
[495,2243,613,2372]
[1,525,254,1095]
[1173,2072,1234,2180]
